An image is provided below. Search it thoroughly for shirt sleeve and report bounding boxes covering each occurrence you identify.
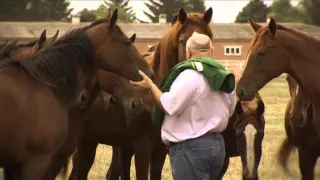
[160,70,200,116]
[228,89,237,117]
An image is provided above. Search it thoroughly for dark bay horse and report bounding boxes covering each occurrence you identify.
[235,17,320,140]
[220,93,265,180]
[0,9,152,180]
[48,69,146,180]
[277,75,319,180]
[69,7,214,180]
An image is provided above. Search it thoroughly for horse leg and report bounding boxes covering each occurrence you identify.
[3,165,20,180]
[298,148,317,180]
[20,154,52,180]
[218,157,230,180]
[312,105,320,140]
[45,153,70,180]
[150,145,166,180]
[106,146,121,180]
[133,136,152,180]
[69,139,98,180]
[119,147,134,180]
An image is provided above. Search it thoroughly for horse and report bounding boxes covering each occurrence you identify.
[48,69,145,180]
[277,75,319,180]
[219,93,265,180]
[235,17,320,140]
[43,33,147,179]
[69,7,214,180]
[0,9,152,180]
[0,29,59,60]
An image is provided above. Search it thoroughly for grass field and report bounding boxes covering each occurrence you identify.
[1,77,319,180]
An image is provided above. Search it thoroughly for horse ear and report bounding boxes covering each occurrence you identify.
[1,40,18,57]
[235,101,243,115]
[256,100,265,115]
[203,7,213,24]
[268,17,277,36]
[109,9,118,28]
[248,17,261,32]
[130,33,136,43]
[34,29,47,51]
[172,13,178,26]
[178,8,187,24]
[50,30,59,43]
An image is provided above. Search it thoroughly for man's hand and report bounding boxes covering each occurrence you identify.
[130,70,154,89]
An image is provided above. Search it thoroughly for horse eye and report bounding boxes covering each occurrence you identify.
[179,39,185,44]
[258,51,265,56]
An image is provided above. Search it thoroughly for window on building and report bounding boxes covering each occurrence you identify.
[224,46,242,56]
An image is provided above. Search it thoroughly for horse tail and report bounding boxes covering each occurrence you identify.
[277,137,296,175]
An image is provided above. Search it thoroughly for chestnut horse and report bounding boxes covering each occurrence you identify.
[235,17,320,140]
[69,7,214,180]
[277,75,319,180]
[44,33,148,179]
[0,9,152,180]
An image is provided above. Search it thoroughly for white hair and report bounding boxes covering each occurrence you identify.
[186,32,212,52]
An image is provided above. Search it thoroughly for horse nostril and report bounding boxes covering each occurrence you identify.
[239,89,245,96]
[132,100,137,109]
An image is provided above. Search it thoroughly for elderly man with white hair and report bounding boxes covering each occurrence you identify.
[131,32,236,180]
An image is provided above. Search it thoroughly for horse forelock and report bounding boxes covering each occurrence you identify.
[152,12,213,84]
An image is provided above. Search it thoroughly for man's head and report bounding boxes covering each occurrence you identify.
[186,32,213,59]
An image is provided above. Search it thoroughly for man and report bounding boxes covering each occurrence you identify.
[131,32,236,180]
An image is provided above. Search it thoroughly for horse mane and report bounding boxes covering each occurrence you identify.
[248,24,320,53]
[5,19,112,102]
[152,13,213,84]
[0,41,37,60]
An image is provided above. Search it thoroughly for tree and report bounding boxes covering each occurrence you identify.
[269,0,303,22]
[235,0,269,23]
[143,0,187,23]
[0,0,28,21]
[79,8,97,22]
[185,0,206,13]
[298,0,320,25]
[0,0,72,21]
[95,0,136,22]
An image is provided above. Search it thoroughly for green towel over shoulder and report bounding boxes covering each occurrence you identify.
[151,56,236,125]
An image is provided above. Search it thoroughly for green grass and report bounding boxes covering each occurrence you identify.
[2,77,319,180]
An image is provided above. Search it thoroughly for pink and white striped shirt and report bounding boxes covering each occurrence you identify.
[160,69,237,145]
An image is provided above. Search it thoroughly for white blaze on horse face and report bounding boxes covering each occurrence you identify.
[244,123,257,177]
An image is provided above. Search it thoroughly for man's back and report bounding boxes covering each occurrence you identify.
[161,69,236,145]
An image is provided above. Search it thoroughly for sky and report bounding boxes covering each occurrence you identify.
[68,0,301,23]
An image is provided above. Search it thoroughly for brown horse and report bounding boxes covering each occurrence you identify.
[48,69,145,180]
[0,9,152,180]
[45,33,147,179]
[277,75,319,180]
[0,30,59,60]
[220,94,265,180]
[69,7,214,180]
[235,17,320,139]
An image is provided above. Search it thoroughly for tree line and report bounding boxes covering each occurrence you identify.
[0,0,319,26]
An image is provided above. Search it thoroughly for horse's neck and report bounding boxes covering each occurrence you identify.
[284,33,320,99]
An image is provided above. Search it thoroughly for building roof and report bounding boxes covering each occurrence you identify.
[1,21,320,40]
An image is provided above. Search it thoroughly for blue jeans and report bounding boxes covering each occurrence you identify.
[168,134,225,180]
